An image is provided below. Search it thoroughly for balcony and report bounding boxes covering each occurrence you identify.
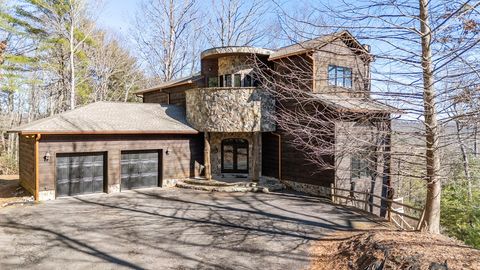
[185,87,275,132]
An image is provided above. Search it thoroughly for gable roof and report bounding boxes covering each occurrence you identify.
[136,73,203,95]
[9,102,198,135]
[313,94,399,113]
[269,30,371,61]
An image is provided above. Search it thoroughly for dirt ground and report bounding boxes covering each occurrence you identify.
[310,229,480,270]
[0,175,34,208]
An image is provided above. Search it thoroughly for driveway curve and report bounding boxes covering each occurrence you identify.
[0,188,384,270]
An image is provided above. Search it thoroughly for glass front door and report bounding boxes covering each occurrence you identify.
[221,139,249,173]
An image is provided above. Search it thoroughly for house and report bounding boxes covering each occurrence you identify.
[10,31,395,206]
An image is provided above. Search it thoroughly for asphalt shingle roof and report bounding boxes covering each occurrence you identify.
[10,102,198,134]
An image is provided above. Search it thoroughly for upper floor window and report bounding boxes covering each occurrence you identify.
[208,77,218,87]
[224,74,232,87]
[243,74,252,87]
[328,65,352,89]
[219,75,224,87]
[351,154,372,180]
[234,74,241,87]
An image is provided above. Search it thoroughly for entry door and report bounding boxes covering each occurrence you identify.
[221,139,249,173]
[56,153,105,197]
[121,150,160,190]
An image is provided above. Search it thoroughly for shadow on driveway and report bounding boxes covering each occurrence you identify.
[0,188,387,269]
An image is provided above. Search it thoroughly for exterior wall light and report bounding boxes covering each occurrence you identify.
[43,152,51,162]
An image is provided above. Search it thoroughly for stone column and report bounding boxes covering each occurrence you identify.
[204,132,212,180]
[252,132,261,182]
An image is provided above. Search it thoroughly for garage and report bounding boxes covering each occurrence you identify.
[56,153,106,197]
[121,150,161,190]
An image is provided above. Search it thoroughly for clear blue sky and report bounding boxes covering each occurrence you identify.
[95,0,139,35]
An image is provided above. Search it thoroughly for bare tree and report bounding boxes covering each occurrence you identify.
[262,0,480,233]
[133,0,200,82]
[204,0,267,47]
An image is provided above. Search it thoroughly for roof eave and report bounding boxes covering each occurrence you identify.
[135,80,196,95]
[11,130,199,135]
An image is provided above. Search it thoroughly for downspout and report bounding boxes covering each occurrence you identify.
[271,132,282,180]
[35,133,41,201]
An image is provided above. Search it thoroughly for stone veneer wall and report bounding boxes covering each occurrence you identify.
[218,55,252,75]
[209,132,259,177]
[282,180,331,198]
[186,87,275,132]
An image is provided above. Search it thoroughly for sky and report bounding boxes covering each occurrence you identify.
[95,0,139,35]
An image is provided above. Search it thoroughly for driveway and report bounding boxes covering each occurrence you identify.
[0,188,383,270]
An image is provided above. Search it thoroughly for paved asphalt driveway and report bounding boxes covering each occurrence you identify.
[0,188,382,270]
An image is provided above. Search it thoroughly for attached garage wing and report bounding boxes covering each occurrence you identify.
[56,153,105,197]
[121,150,161,190]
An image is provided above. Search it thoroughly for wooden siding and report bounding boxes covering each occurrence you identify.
[313,39,369,97]
[18,135,36,195]
[280,132,335,186]
[143,91,169,104]
[37,134,204,192]
[261,132,279,179]
[143,84,195,107]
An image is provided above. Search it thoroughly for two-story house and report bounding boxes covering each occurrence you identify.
[11,31,394,207]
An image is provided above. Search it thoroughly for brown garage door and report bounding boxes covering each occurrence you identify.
[56,153,105,197]
[121,150,160,190]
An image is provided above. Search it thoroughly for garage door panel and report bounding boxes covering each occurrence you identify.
[121,150,159,190]
[56,153,105,197]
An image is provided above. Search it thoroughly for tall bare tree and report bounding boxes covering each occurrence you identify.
[267,0,480,233]
[133,0,200,82]
[204,0,268,47]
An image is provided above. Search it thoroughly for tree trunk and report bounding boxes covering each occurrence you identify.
[419,0,442,234]
[69,16,76,110]
[455,121,472,201]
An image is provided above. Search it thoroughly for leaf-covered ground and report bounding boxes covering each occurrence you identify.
[310,229,480,270]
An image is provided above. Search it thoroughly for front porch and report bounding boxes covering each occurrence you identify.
[204,131,263,182]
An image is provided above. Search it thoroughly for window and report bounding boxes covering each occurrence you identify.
[351,154,372,179]
[219,75,224,87]
[234,74,241,87]
[208,77,218,87]
[243,74,252,87]
[328,65,352,89]
[224,74,232,87]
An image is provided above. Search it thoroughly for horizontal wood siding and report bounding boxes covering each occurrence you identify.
[37,134,203,192]
[143,91,169,104]
[18,135,35,195]
[280,132,334,187]
[261,132,279,178]
[142,84,195,107]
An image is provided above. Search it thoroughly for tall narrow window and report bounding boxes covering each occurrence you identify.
[244,74,252,87]
[328,65,353,89]
[219,75,224,87]
[224,74,232,87]
[234,74,241,87]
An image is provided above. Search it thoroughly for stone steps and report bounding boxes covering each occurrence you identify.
[175,178,285,193]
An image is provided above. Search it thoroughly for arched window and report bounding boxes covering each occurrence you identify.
[221,139,248,173]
